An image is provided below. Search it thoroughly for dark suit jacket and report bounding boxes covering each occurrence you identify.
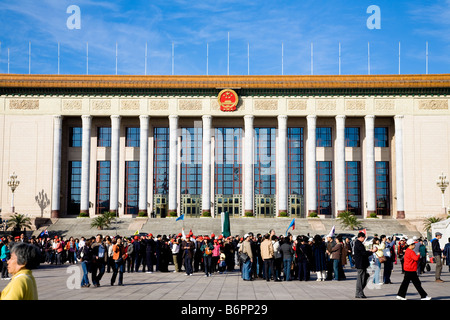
[353,240,372,269]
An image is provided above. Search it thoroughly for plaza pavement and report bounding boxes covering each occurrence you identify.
[1,259,448,301]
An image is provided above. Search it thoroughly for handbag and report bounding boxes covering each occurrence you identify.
[239,252,249,263]
[378,255,387,263]
[426,263,431,272]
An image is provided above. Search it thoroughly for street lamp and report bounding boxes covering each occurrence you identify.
[7,172,20,213]
[436,172,449,214]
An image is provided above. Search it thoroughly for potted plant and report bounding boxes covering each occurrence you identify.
[278,210,288,217]
[244,211,254,217]
[307,212,318,218]
[337,211,362,230]
[90,215,109,230]
[7,213,32,234]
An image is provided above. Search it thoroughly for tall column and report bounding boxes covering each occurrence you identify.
[394,115,405,219]
[365,115,376,216]
[51,115,63,218]
[110,115,121,214]
[277,115,288,216]
[139,115,149,215]
[168,115,179,214]
[336,115,346,215]
[306,115,317,215]
[202,115,212,215]
[244,115,254,216]
[80,115,92,215]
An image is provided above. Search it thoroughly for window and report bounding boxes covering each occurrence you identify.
[316,127,332,147]
[97,127,111,147]
[96,161,110,214]
[317,161,332,215]
[254,128,276,195]
[375,161,390,216]
[67,161,82,214]
[215,128,242,195]
[345,161,361,215]
[345,127,360,147]
[374,127,389,147]
[125,161,139,215]
[288,127,304,195]
[153,127,169,194]
[126,127,140,147]
[180,127,202,195]
[69,127,82,147]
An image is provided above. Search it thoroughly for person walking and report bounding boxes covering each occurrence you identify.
[353,232,377,299]
[396,239,431,300]
[432,232,444,283]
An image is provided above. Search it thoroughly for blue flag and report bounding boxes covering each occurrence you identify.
[39,229,49,237]
[285,218,295,236]
[176,214,185,222]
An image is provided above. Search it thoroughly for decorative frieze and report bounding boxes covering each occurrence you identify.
[418,99,448,110]
[316,99,336,111]
[92,100,111,110]
[178,99,202,111]
[254,99,278,111]
[62,100,82,111]
[375,99,395,111]
[9,99,39,110]
[345,99,366,111]
[287,99,307,110]
[149,100,169,110]
[120,100,140,110]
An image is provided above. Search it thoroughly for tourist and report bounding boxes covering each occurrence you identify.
[182,235,195,276]
[383,236,395,284]
[372,237,385,285]
[272,236,282,281]
[0,242,40,300]
[311,234,327,281]
[280,237,294,281]
[77,238,92,288]
[329,235,344,281]
[239,234,253,281]
[354,232,377,299]
[296,236,310,281]
[443,237,450,272]
[111,237,126,286]
[1,239,11,280]
[260,234,274,281]
[432,232,444,283]
[200,237,214,277]
[396,239,431,300]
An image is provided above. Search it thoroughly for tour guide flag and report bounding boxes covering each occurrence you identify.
[134,230,139,235]
[176,214,185,222]
[327,225,336,238]
[221,211,231,238]
[286,218,295,236]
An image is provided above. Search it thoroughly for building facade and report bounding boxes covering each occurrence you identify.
[0,74,449,220]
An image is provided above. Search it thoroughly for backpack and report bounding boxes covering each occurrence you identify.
[205,245,212,255]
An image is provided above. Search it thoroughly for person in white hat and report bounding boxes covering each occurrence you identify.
[396,239,431,300]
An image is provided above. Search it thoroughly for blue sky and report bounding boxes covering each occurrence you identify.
[0,0,449,75]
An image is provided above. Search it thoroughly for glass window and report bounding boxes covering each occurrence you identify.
[288,127,304,195]
[96,161,110,214]
[97,127,111,147]
[69,127,82,148]
[375,161,390,215]
[374,127,389,147]
[316,127,332,147]
[215,128,242,195]
[317,161,332,215]
[345,161,361,215]
[126,127,140,147]
[181,127,202,195]
[153,127,169,194]
[67,161,82,214]
[125,161,139,215]
[255,128,276,195]
[345,127,360,147]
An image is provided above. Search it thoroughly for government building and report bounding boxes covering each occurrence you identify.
[0,74,449,222]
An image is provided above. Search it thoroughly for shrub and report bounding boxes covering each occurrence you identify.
[368,212,378,219]
[137,211,148,217]
[279,211,288,217]
[78,211,89,218]
[244,211,254,217]
[308,212,318,218]
[201,210,211,217]
[338,211,362,230]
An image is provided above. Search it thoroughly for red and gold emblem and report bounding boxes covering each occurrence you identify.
[218,89,238,112]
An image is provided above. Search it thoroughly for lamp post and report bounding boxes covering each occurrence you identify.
[436,172,449,214]
[7,172,20,213]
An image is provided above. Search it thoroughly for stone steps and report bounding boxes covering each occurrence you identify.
[32,216,423,239]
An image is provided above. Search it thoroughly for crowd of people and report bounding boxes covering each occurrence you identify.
[0,228,449,299]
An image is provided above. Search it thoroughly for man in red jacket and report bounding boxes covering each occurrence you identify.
[396,239,431,300]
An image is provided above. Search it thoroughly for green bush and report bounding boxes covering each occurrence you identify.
[244,211,254,217]
[368,212,378,219]
[78,211,89,218]
[279,211,288,217]
[338,211,362,230]
[169,211,178,217]
[137,211,148,217]
[308,212,318,218]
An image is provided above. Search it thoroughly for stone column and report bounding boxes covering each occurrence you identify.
[110,115,121,214]
[277,115,288,216]
[336,115,346,215]
[139,115,149,215]
[394,115,405,219]
[365,115,376,216]
[244,115,254,216]
[51,115,63,218]
[306,115,317,215]
[168,115,179,214]
[202,115,212,216]
[80,115,92,215]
